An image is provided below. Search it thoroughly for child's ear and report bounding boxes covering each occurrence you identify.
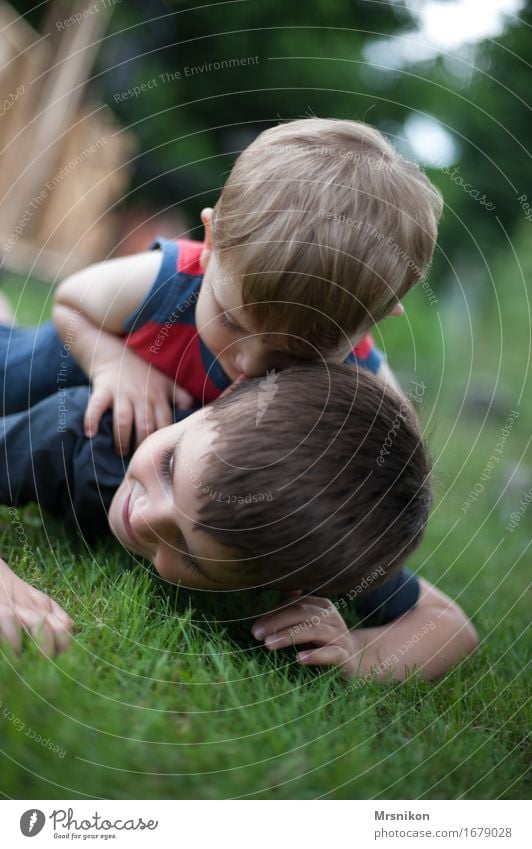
[199,207,214,271]
[388,303,404,317]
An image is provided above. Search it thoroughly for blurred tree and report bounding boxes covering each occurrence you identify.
[6,0,532,286]
[94,0,404,211]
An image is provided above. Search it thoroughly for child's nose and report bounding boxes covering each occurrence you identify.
[234,351,257,377]
[130,494,175,543]
[234,349,266,378]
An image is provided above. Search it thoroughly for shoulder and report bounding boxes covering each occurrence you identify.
[150,238,204,277]
[352,568,421,624]
[345,334,384,375]
[122,239,204,333]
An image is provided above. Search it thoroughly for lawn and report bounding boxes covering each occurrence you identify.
[0,233,530,800]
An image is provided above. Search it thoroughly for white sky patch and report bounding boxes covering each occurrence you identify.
[364,0,523,165]
[364,0,524,69]
[416,0,523,52]
[403,114,459,166]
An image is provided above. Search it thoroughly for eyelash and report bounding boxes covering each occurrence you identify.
[220,312,240,334]
[160,447,199,574]
[160,446,174,482]
[183,553,200,574]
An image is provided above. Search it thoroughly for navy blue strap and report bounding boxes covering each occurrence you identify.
[353,568,420,625]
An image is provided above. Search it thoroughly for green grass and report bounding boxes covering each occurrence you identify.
[0,234,530,800]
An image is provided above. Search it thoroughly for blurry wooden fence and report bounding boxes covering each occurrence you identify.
[0,1,135,281]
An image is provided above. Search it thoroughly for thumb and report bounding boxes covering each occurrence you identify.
[172,383,194,410]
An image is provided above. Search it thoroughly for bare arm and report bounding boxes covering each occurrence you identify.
[52,303,130,382]
[52,252,192,452]
[52,250,162,376]
[252,579,479,682]
[350,578,479,681]
[54,250,162,333]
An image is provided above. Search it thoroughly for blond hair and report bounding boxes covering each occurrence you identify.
[213,118,443,356]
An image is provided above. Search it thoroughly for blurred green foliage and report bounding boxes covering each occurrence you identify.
[97,0,532,285]
[9,0,532,296]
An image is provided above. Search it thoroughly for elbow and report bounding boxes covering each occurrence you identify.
[436,605,480,678]
[51,302,69,334]
[54,267,89,310]
[460,614,480,659]
[450,599,480,659]
[417,602,479,680]
[54,275,75,308]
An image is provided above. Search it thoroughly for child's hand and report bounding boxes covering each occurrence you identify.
[252,595,358,676]
[0,558,74,656]
[85,347,193,454]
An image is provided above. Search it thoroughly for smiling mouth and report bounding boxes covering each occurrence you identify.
[122,491,139,544]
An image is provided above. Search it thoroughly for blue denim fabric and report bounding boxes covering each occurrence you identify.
[0,320,88,414]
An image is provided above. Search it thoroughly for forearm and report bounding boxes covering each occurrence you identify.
[52,303,127,378]
[350,589,479,681]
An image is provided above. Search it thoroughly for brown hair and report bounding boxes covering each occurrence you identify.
[196,363,432,593]
[213,118,442,357]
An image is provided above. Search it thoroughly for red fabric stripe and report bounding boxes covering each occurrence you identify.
[352,334,373,359]
[126,321,220,403]
[176,239,204,276]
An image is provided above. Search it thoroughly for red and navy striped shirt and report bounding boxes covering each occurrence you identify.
[122,239,384,404]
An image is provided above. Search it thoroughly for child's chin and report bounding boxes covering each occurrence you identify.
[107,494,120,535]
[107,494,132,549]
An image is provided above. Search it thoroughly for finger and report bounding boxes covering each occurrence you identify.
[29,618,56,657]
[16,608,56,656]
[154,399,173,432]
[299,595,335,607]
[263,623,341,651]
[84,390,112,438]
[134,401,156,446]
[47,613,73,653]
[50,600,74,631]
[252,606,307,639]
[113,397,134,456]
[252,602,335,638]
[297,645,350,667]
[0,611,22,654]
[172,384,194,410]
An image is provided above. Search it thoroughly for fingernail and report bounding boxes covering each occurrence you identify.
[265,634,280,646]
[298,651,310,661]
[253,626,265,639]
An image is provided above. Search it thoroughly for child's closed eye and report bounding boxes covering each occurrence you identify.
[160,446,174,482]
[182,552,200,574]
[220,312,241,334]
